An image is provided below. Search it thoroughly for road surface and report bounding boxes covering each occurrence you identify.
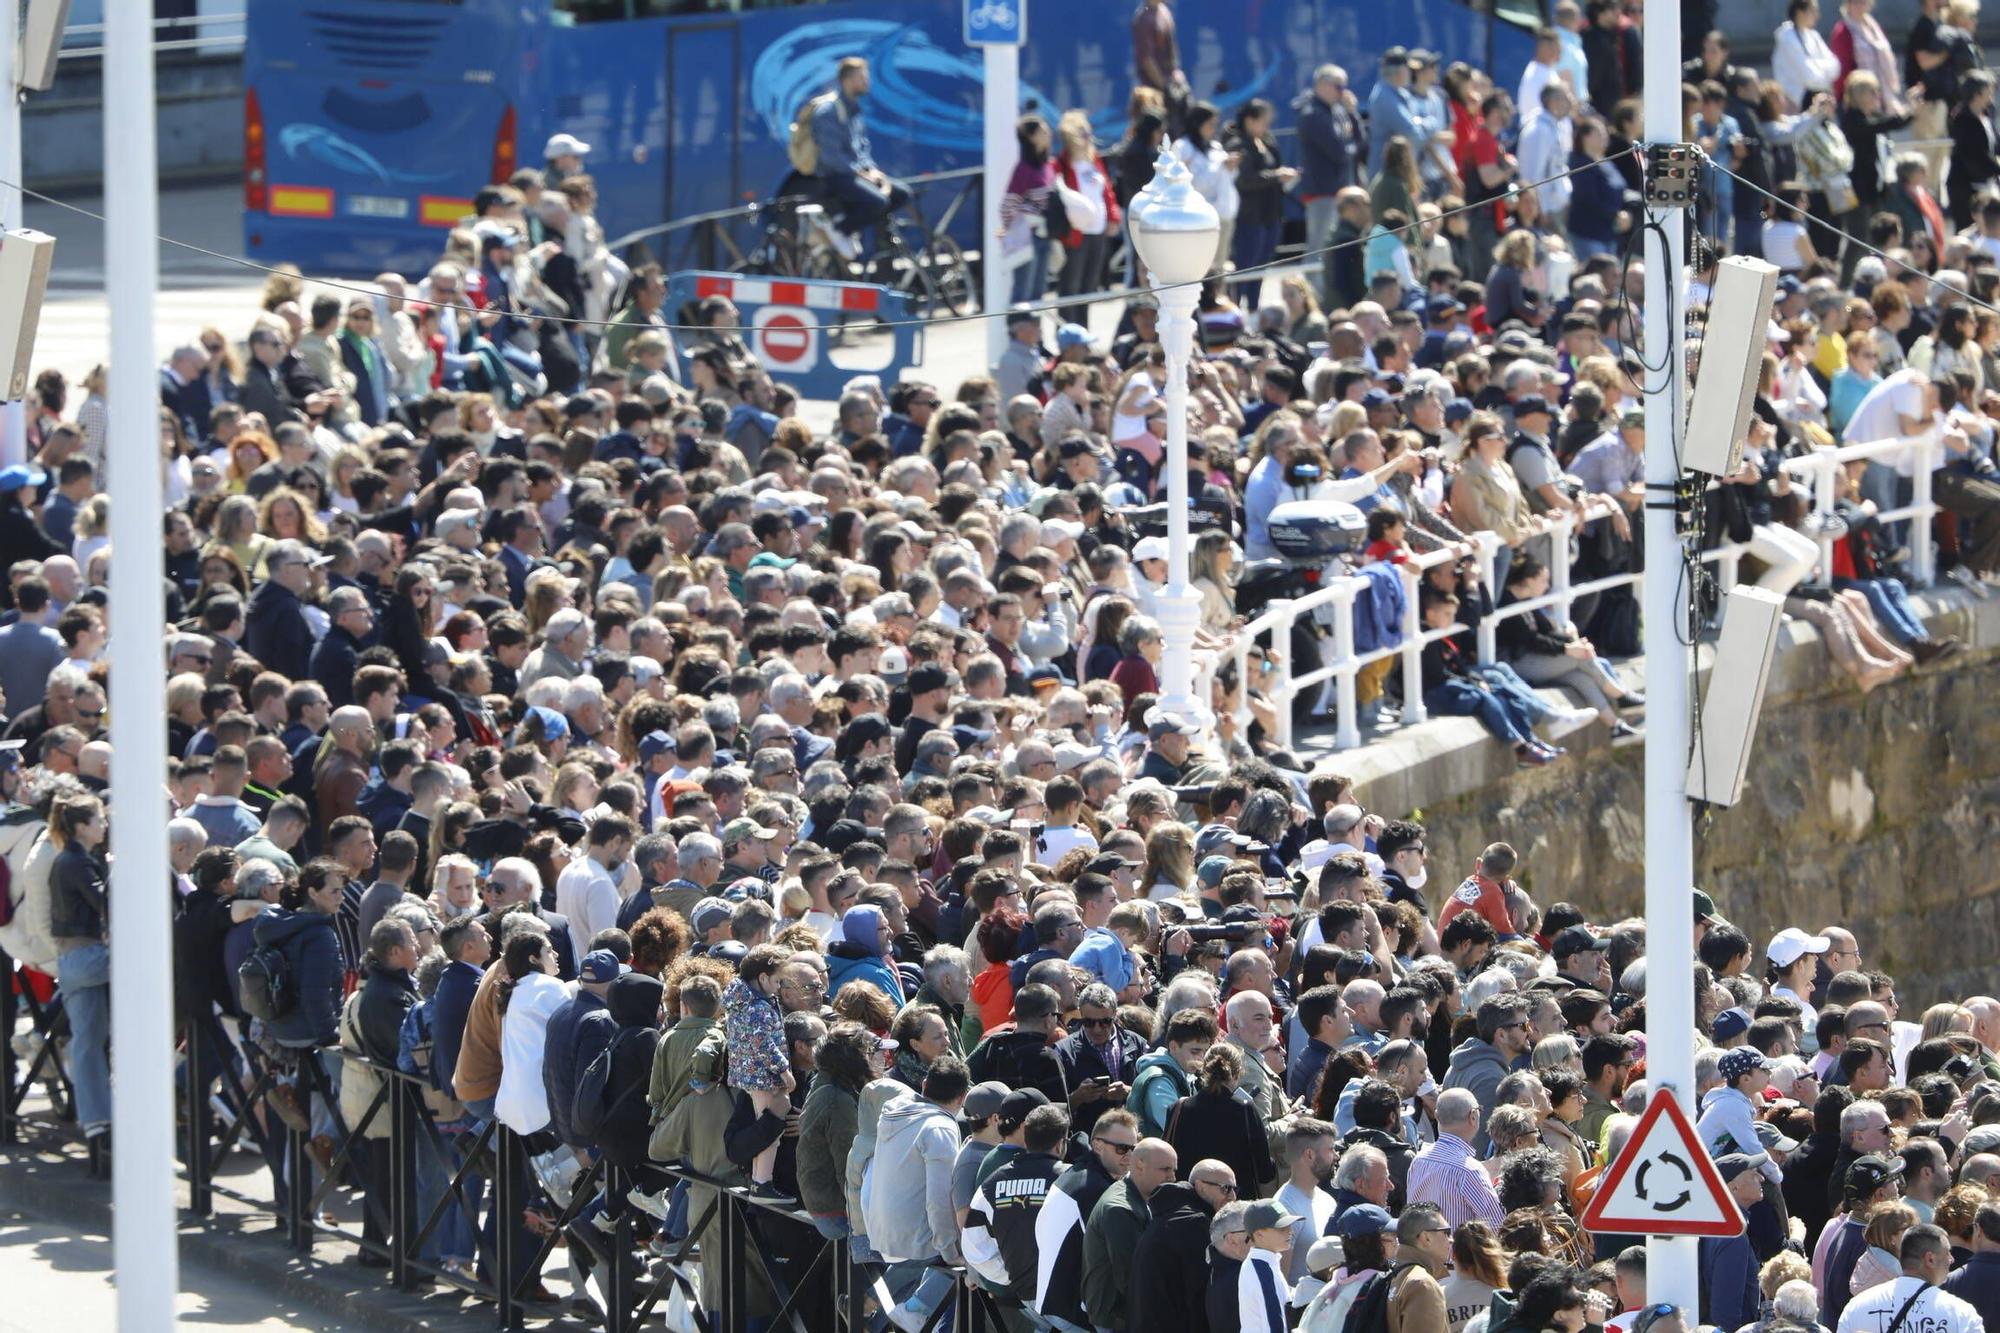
[0,1211,328,1331]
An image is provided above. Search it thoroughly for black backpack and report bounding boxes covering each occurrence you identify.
[572,1029,642,1143]
[238,942,296,1022]
[1341,1263,1422,1333]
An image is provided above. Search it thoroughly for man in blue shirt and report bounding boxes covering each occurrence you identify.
[1366,49,1421,178]
[810,57,911,256]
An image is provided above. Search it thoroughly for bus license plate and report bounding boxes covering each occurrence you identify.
[347,195,409,219]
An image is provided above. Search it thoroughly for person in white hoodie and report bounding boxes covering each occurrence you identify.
[863,1056,972,1333]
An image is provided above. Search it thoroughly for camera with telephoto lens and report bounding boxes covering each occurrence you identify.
[1182,922,1256,944]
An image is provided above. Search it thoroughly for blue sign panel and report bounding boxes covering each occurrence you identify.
[964,0,1025,46]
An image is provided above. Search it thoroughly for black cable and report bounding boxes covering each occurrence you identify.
[1702,150,2000,320]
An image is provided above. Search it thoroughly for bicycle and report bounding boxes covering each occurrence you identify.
[733,177,975,319]
[733,195,846,282]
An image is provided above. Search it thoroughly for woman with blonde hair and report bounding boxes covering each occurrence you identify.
[212,494,271,577]
[1140,820,1195,901]
[75,364,109,468]
[1190,527,1236,635]
[1484,228,1544,328]
[257,487,326,546]
[1851,1201,1918,1294]
[1921,1002,1975,1042]
[1280,275,1327,345]
[522,567,574,637]
[1053,108,1120,324]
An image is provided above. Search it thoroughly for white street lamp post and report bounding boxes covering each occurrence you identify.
[1129,148,1219,726]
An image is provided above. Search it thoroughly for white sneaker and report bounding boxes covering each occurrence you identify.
[816,217,861,262]
[627,1186,671,1221]
[1542,706,1598,740]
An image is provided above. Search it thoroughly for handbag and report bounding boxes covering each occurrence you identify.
[338,994,392,1141]
[1045,188,1073,246]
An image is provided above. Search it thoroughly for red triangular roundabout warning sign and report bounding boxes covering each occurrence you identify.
[1576,1088,1745,1237]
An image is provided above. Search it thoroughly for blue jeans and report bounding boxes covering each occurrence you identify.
[1424,679,1537,745]
[811,1212,881,1263]
[1011,235,1052,303]
[1232,221,1282,307]
[57,942,110,1131]
[416,1126,484,1265]
[1470,663,1557,721]
[1838,577,1928,643]
[887,1259,957,1322]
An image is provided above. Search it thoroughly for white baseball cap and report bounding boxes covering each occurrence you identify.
[544,132,592,159]
[1766,927,1830,969]
[1132,535,1169,563]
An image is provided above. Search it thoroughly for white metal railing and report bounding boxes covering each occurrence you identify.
[56,12,246,61]
[1192,432,1945,755]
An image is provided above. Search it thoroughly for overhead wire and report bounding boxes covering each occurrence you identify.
[1702,150,2000,320]
[0,147,1644,337]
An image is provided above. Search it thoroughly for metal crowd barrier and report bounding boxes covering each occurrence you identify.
[3,978,1018,1333]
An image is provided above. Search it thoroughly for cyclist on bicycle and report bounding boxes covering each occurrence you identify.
[810,57,912,262]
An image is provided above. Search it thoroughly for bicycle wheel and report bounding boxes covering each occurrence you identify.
[868,239,938,318]
[923,235,972,316]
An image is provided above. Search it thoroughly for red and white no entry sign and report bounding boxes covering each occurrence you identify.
[752,305,819,374]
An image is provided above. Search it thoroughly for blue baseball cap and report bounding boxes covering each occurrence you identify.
[579,949,622,983]
[1444,397,1475,424]
[1057,323,1095,350]
[0,463,45,493]
[1336,1204,1395,1237]
[528,705,570,741]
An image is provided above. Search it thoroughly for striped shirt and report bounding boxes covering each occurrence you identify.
[1406,1133,1505,1230]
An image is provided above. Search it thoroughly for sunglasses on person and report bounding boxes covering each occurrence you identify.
[1094,1137,1137,1156]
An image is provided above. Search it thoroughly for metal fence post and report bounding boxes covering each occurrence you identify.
[721,1189,746,1333]
[1398,568,1429,725]
[284,1108,311,1253]
[1331,592,1360,750]
[1911,440,1937,586]
[184,1021,212,1218]
[496,1125,523,1330]
[1272,603,1297,750]
[1,952,17,1147]
[607,1164,634,1333]
[389,1072,416,1291]
[1550,510,1576,626]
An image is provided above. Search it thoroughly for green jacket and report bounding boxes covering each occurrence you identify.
[1081,1176,1152,1330]
[796,1077,859,1217]
[647,1013,726,1126]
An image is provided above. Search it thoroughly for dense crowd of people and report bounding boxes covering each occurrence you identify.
[0,2,1999,1330]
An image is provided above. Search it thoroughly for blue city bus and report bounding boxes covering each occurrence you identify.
[242,0,1538,277]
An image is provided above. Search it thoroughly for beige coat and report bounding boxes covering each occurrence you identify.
[1449,453,1535,546]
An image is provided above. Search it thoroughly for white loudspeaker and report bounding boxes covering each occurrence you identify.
[19,0,71,94]
[0,229,53,401]
[1683,256,1779,478]
[1686,584,1786,807]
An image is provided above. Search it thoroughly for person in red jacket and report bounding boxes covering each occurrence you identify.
[1053,110,1122,326]
[1437,841,1525,939]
